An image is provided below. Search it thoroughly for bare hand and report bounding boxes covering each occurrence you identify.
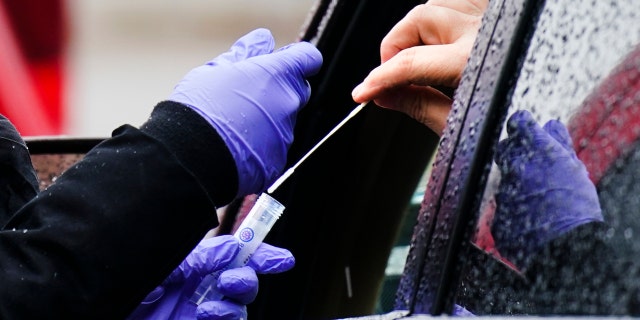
[352,0,487,135]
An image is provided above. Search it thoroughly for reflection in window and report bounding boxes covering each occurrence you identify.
[376,159,434,314]
[457,0,640,315]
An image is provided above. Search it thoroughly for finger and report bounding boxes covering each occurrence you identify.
[247,243,295,274]
[543,119,574,153]
[218,266,259,304]
[380,4,478,62]
[257,41,323,78]
[495,137,528,177]
[188,235,240,276]
[427,0,489,13]
[503,111,567,166]
[163,235,240,285]
[513,112,559,154]
[505,110,538,139]
[370,86,452,135]
[208,28,276,65]
[380,4,434,62]
[504,110,550,158]
[247,41,322,106]
[196,301,247,320]
[496,110,535,167]
[352,43,468,103]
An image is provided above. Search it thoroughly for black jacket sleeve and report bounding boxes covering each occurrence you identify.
[0,101,239,319]
[0,115,39,225]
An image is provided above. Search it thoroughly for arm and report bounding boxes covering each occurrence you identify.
[0,114,38,225]
[0,28,321,319]
[0,105,230,319]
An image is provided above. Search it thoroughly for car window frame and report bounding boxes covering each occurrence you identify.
[394,0,547,315]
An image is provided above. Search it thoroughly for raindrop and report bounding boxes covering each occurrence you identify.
[624,228,633,239]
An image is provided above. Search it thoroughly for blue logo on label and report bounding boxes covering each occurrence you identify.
[239,228,255,242]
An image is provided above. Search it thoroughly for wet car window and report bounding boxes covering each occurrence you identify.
[391,0,535,315]
[455,0,640,316]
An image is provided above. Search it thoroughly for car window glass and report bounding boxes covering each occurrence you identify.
[391,0,531,314]
[456,0,640,315]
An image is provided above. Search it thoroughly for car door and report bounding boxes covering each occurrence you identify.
[391,0,640,317]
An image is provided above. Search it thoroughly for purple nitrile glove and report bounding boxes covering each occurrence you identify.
[453,304,475,316]
[491,110,603,270]
[169,28,323,197]
[127,235,295,320]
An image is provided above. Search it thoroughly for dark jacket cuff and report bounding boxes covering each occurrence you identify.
[139,101,238,206]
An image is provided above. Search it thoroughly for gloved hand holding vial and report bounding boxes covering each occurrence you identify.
[190,193,285,305]
[190,102,371,305]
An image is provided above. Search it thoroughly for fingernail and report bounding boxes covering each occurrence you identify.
[351,83,363,98]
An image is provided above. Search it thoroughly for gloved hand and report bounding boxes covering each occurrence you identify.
[127,235,295,320]
[169,28,323,197]
[492,110,603,270]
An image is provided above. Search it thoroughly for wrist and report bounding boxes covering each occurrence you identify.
[141,101,238,206]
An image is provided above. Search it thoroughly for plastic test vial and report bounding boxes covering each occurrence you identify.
[190,193,285,305]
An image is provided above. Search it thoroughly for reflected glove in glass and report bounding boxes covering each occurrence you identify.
[169,28,323,196]
[127,235,295,320]
[492,110,603,269]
